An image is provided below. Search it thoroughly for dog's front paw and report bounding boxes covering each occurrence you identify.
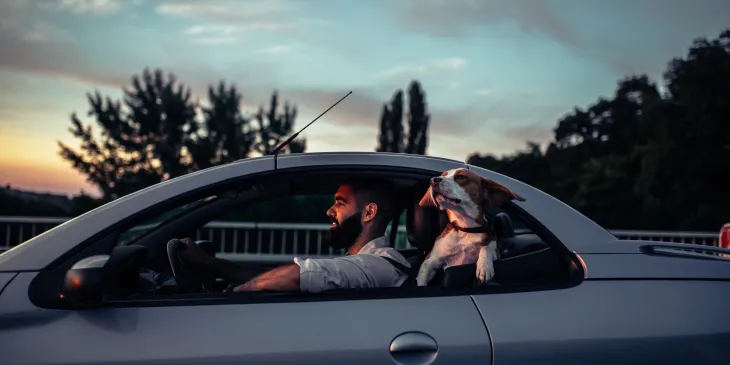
[476,246,495,284]
[476,260,494,284]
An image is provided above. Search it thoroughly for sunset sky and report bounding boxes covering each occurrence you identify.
[1,0,728,197]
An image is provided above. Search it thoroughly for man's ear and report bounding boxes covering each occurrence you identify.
[418,186,437,207]
[363,202,378,223]
[481,177,525,207]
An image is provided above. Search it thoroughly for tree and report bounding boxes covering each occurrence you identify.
[376,90,403,153]
[59,68,305,201]
[252,91,306,155]
[58,69,201,200]
[636,29,730,230]
[376,81,429,154]
[466,28,730,231]
[191,81,255,169]
[406,82,429,155]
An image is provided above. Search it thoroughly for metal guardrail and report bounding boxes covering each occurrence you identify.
[0,216,720,257]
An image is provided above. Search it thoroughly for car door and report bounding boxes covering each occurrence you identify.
[0,272,492,365]
[471,254,730,365]
[459,163,730,364]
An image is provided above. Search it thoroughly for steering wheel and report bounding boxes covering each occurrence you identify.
[166,239,207,293]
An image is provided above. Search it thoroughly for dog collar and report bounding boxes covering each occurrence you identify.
[449,221,494,234]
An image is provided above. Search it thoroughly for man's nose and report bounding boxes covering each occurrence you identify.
[431,177,442,186]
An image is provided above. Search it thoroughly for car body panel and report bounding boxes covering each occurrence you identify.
[471,279,730,365]
[579,252,730,280]
[0,272,492,365]
[276,151,468,173]
[0,272,16,295]
[0,156,276,272]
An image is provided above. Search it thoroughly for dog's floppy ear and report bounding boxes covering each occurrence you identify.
[418,186,437,207]
[481,177,525,207]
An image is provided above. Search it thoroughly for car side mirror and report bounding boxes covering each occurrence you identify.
[61,255,109,309]
[62,245,148,309]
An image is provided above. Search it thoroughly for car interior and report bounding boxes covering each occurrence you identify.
[69,167,583,304]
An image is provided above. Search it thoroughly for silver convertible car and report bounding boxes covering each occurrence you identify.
[1,152,729,365]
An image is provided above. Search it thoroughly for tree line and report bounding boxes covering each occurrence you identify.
[2,29,728,232]
[467,29,730,232]
[57,70,305,201]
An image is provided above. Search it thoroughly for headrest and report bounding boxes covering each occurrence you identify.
[405,185,448,252]
[493,212,515,238]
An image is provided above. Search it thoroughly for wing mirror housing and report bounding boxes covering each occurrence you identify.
[61,255,109,309]
[62,245,147,309]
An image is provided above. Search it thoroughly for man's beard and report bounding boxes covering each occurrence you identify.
[325,212,363,249]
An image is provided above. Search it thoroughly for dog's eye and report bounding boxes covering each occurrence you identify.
[455,175,466,180]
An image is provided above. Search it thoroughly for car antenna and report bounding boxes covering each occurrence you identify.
[270,90,352,156]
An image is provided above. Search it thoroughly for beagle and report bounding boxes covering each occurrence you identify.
[416,168,525,286]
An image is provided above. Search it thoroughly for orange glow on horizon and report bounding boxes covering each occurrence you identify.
[0,127,99,196]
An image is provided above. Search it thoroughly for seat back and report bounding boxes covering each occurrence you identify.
[493,212,515,238]
[404,184,448,283]
[405,186,448,254]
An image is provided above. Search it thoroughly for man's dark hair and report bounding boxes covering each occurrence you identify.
[341,177,398,230]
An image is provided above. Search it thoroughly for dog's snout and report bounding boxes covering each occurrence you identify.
[431,177,442,185]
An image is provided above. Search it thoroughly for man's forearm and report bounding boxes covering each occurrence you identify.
[233,264,301,292]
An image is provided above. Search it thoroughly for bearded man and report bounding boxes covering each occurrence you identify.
[177,178,412,292]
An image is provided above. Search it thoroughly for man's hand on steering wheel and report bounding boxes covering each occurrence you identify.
[177,237,210,265]
[165,237,216,293]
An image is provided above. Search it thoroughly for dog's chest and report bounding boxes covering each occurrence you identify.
[433,230,486,266]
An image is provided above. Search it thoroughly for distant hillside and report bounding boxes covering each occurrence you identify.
[0,185,102,217]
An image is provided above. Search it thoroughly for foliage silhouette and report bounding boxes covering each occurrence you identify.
[376,81,430,154]
[468,29,730,231]
[58,68,305,201]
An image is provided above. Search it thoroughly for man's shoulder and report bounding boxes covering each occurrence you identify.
[295,243,409,270]
[353,246,411,268]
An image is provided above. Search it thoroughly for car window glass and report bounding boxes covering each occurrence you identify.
[485,205,534,235]
[210,193,337,257]
[116,195,217,246]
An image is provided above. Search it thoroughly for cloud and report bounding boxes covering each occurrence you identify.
[500,123,554,146]
[157,0,329,42]
[0,1,73,43]
[389,0,730,78]
[0,28,129,88]
[255,43,300,55]
[184,24,240,44]
[278,85,566,150]
[57,0,122,14]
[156,0,297,20]
[284,87,383,128]
[393,0,579,46]
[0,3,112,85]
[378,57,467,78]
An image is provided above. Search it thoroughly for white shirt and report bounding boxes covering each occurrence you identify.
[293,236,411,293]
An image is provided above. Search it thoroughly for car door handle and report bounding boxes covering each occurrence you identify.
[390,332,438,365]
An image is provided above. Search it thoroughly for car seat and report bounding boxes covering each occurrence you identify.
[403,185,449,286]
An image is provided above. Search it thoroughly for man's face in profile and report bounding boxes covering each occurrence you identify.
[325,185,363,249]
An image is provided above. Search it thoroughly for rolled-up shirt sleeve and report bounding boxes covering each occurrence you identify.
[293,256,359,293]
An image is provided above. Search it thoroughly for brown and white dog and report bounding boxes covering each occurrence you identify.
[416,168,525,286]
